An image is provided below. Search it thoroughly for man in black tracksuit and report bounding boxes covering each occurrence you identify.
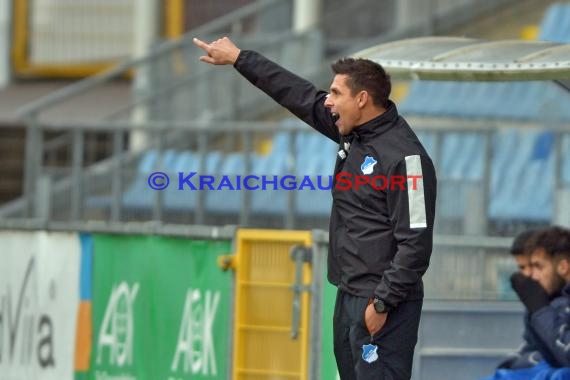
[194,36,437,380]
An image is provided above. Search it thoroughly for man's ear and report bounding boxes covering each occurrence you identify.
[557,258,570,279]
[357,91,369,108]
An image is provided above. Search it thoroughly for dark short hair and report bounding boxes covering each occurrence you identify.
[510,229,537,256]
[527,226,570,261]
[331,58,391,108]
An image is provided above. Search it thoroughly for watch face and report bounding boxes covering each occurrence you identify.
[374,299,385,313]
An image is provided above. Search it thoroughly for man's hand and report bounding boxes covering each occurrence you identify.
[510,272,550,313]
[192,37,241,65]
[364,303,388,336]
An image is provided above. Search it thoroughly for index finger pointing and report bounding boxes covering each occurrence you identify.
[192,37,210,52]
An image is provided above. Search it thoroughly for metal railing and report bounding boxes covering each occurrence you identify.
[311,229,516,302]
[5,120,322,228]
[0,215,516,301]
[4,117,570,234]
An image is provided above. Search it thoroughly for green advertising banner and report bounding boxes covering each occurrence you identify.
[321,271,339,380]
[88,234,232,380]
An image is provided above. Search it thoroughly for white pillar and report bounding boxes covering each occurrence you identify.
[293,0,322,32]
[133,0,160,59]
[0,0,12,88]
[130,0,160,151]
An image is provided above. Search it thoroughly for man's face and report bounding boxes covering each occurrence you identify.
[530,248,565,295]
[324,74,362,136]
[514,254,532,277]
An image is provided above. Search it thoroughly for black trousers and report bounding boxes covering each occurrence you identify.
[333,290,423,380]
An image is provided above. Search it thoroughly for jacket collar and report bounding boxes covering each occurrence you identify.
[350,100,399,142]
[562,282,570,296]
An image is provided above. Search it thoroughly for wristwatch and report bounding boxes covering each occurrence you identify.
[373,298,392,314]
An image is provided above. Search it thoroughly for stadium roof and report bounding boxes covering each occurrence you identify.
[354,36,570,82]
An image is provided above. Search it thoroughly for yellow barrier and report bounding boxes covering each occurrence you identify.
[229,229,313,380]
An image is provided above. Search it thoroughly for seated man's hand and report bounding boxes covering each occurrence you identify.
[510,272,550,313]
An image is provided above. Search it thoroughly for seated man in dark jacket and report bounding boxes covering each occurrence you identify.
[498,229,542,369]
[508,226,570,368]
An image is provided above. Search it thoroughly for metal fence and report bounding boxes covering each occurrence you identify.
[3,117,570,234]
[0,217,517,302]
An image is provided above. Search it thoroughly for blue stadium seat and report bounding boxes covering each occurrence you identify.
[562,134,570,184]
[164,151,222,212]
[401,80,570,121]
[559,4,570,42]
[439,133,462,180]
[248,127,338,217]
[539,3,570,43]
[138,149,159,172]
[456,134,486,181]
[205,152,248,214]
[120,149,177,209]
[250,148,289,215]
[489,129,519,199]
[402,81,438,115]
[437,133,487,219]
[512,133,554,221]
[433,82,461,117]
[526,155,554,220]
[415,131,437,157]
[488,130,554,221]
[295,137,336,217]
[90,148,228,214]
[87,149,159,209]
[489,130,534,219]
[271,131,292,154]
[539,3,563,42]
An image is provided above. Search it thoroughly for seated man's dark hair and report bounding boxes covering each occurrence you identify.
[526,226,570,262]
[511,229,538,256]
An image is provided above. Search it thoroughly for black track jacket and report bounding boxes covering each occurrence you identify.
[234,50,437,308]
